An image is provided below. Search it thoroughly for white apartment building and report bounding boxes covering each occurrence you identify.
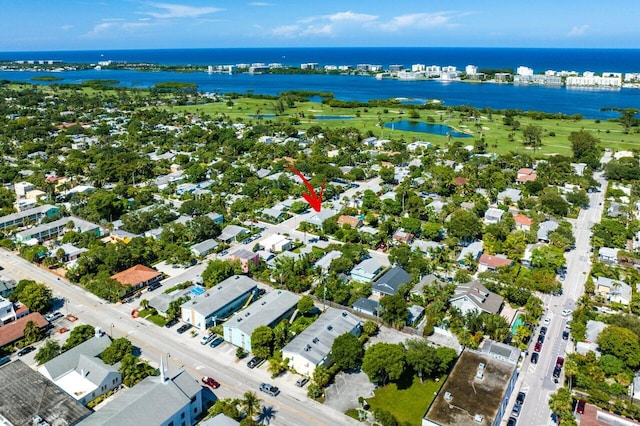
[465,65,478,75]
[412,64,426,72]
[516,66,534,76]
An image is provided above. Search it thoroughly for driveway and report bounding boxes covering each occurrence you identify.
[324,370,375,413]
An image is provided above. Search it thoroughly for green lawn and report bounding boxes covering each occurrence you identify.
[170,96,640,156]
[365,373,445,426]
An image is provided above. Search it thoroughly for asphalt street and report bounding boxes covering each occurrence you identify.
[508,164,608,425]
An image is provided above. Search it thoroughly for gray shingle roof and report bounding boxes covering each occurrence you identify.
[372,265,411,296]
[226,289,300,336]
[283,308,361,367]
[78,370,201,426]
[181,275,258,317]
[39,335,112,381]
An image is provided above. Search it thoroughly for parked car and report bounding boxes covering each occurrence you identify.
[259,383,280,396]
[543,316,551,326]
[165,318,179,328]
[553,366,562,378]
[511,403,521,417]
[556,357,565,368]
[577,399,586,414]
[147,282,161,291]
[209,336,224,348]
[531,352,539,364]
[200,334,214,345]
[540,326,548,336]
[295,377,309,387]
[534,342,542,352]
[516,392,526,405]
[247,356,264,369]
[176,324,192,334]
[45,312,64,322]
[562,330,570,340]
[201,376,220,389]
[507,416,518,426]
[17,346,35,357]
[562,309,573,317]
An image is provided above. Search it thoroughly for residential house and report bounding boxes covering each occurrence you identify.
[497,188,522,205]
[223,289,299,352]
[0,280,16,298]
[449,280,504,315]
[595,276,632,305]
[513,214,533,232]
[0,204,59,231]
[217,225,248,243]
[110,229,137,244]
[190,238,219,257]
[0,297,19,326]
[206,211,224,224]
[78,366,203,426]
[181,275,258,331]
[537,220,559,242]
[228,249,260,273]
[260,234,292,253]
[410,274,442,298]
[352,298,380,317]
[314,250,342,273]
[484,207,505,225]
[200,414,240,426]
[457,240,483,264]
[598,247,619,264]
[111,264,162,297]
[337,215,363,228]
[38,332,121,405]
[0,360,91,426]
[516,167,537,183]
[607,202,626,218]
[411,240,444,256]
[350,258,384,283]
[478,254,513,273]
[576,320,607,356]
[59,243,88,262]
[372,265,412,297]
[408,305,425,326]
[0,312,48,348]
[282,308,362,376]
[262,207,286,222]
[392,230,414,244]
[522,243,544,268]
[303,209,337,228]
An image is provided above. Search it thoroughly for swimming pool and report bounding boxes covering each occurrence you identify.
[510,313,525,335]
[191,286,206,296]
[384,120,473,138]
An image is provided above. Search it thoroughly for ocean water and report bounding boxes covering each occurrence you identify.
[1,47,640,119]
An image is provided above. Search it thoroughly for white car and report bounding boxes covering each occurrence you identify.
[562,309,573,317]
[543,316,551,326]
[200,334,214,345]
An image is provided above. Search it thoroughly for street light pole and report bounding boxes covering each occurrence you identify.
[110,323,114,338]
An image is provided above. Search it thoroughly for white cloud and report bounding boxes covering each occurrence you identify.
[59,25,73,31]
[84,22,117,37]
[300,24,334,36]
[326,11,377,23]
[379,12,452,31]
[143,3,222,19]
[567,25,589,37]
[271,25,300,38]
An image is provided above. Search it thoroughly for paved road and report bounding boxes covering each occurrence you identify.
[512,166,608,426]
[0,250,359,426]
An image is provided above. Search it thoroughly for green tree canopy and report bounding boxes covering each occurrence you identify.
[296,295,315,315]
[12,280,52,313]
[331,332,364,371]
[62,324,96,351]
[251,325,275,359]
[101,337,134,365]
[446,210,482,242]
[380,294,408,329]
[598,326,640,368]
[35,339,61,365]
[362,342,405,384]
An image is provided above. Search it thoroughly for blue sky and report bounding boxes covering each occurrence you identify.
[2,1,640,51]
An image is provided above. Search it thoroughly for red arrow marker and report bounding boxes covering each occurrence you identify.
[285,165,325,212]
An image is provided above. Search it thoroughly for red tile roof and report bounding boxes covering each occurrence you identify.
[111,264,160,286]
[337,215,361,227]
[453,177,468,186]
[479,254,513,269]
[513,214,533,226]
[0,312,48,347]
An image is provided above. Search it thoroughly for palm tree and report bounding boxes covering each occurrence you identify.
[241,391,262,421]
